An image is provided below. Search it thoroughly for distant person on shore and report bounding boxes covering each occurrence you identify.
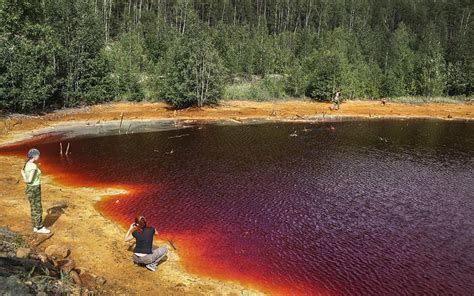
[20,148,51,234]
[124,216,168,272]
[331,90,342,110]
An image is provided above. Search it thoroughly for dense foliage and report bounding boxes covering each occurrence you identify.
[1,0,472,111]
[159,17,224,108]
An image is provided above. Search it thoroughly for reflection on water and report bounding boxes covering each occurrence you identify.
[2,119,473,295]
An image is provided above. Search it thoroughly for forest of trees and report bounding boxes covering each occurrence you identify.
[1,0,472,111]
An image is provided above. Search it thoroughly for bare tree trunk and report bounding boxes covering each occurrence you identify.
[349,0,355,32]
[139,0,143,23]
[204,62,211,106]
[317,10,322,38]
[221,0,226,22]
[305,0,312,28]
[257,0,261,29]
[201,56,206,107]
[129,34,132,70]
[108,0,112,37]
[163,0,167,23]
[262,0,267,29]
[233,4,237,26]
[182,0,188,35]
[284,0,290,32]
[175,3,179,28]
[207,1,211,25]
[194,64,199,105]
[463,9,471,36]
[274,0,278,35]
[104,0,108,43]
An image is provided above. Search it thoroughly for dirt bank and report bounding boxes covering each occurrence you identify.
[0,155,264,295]
[1,100,473,141]
[0,100,473,295]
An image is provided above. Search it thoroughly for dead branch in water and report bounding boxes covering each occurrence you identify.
[119,112,124,133]
[167,240,177,251]
[168,134,190,139]
[229,118,242,124]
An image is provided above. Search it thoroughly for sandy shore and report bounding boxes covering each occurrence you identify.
[1,100,473,143]
[0,100,473,295]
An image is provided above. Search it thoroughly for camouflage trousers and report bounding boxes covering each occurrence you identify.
[25,185,43,229]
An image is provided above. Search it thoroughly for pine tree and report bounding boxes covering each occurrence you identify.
[0,0,59,111]
[383,23,416,97]
[285,60,308,98]
[104,29,147,101]
[2,0,473,113]
[416,23,446,97]
[305,52,342,101]
[161,14,224,109]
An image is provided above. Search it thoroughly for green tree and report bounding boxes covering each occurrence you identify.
[285,60,308,98]
[0,0,59,111]
[104,29,147,101]
[2,0,474,113]
[161,16,224,108]
[383,23,416,96]
[142,15,178,63]
[305,52,342,101]
[446,61,469,96]
[47,0,115,106]
[416,23,446,97]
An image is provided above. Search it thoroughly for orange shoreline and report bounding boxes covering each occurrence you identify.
[0,100,473,295]
[1,100,473,140]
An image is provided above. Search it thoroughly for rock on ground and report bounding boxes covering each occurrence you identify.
[15,248,31,259]
[45,244,70,260]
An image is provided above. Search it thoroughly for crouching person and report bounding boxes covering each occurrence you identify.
[125,216,168,271]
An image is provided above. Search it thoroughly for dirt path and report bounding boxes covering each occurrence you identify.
[0,100,473,295]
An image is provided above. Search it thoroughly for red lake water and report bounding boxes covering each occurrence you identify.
[1,120,473,295]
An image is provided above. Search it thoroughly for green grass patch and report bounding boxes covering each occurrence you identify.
[223,77,472,104]
[223,77,289,101]
[383,96,472,104]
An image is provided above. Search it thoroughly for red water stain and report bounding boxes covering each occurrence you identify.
[95,190,327,295]
[1,137,322,295]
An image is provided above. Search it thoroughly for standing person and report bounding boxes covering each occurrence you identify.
[124,216,168,271]
[20,148,50,234]
[331,90,342,110]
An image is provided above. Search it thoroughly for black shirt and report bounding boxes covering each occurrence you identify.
[132,227,155,254]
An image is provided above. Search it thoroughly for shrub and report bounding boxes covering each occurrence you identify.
[161,21,224,109]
